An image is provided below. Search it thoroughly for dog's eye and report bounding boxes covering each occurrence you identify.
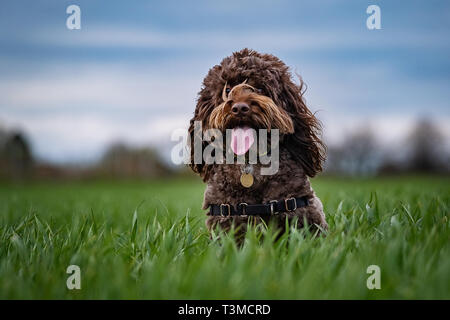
[225,88,231,94]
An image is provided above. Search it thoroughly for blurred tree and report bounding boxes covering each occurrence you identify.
[99,143,172,179]
[407,118,447,173]
[0,129,33,179]
[325,127,381,176]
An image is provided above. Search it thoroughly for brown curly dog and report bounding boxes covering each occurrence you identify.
[188,48,328,240]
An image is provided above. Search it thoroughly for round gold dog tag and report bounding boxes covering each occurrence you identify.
[240,173,254,188]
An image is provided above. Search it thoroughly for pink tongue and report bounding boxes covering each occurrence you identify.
[231,126,255,155]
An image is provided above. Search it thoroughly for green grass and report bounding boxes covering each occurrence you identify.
[0,176,449,299]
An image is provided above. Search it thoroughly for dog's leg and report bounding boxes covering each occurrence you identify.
[303,194,328,232]
[205,215,251,245]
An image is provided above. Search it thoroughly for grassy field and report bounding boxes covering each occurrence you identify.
[0,176,449,299]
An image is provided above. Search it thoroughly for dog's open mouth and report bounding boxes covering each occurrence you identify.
[230,126,255,155]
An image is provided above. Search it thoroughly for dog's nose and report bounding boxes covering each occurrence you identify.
[231,103,250,116]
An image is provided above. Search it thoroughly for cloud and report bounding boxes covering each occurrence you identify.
[1,2,449,165]
[29,26,450,52]
[1,55,449,164]
[321,114,450,147]
[0,64,202,112]
[1,111,190,163]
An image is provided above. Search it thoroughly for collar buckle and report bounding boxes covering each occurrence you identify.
[284,198,297,212]
[220,204,231,217]
[239,203,248,215]
[269,200,278,215]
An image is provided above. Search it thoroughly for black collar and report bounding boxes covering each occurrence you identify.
[209,196,309,217]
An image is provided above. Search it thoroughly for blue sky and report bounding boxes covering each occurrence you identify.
[0,0,449,163]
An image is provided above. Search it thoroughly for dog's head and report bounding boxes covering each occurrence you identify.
[208,81,294,135]
[189,48,325,179]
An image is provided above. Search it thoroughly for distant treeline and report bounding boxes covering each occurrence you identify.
[325,119,449,176]
[0,130,173,180]
[0,118,448,180]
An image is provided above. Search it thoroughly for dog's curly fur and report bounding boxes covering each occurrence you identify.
[188,48,328,238]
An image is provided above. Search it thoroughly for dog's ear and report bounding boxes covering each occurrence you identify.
[275,77,326,177]
[188,89,214,181]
